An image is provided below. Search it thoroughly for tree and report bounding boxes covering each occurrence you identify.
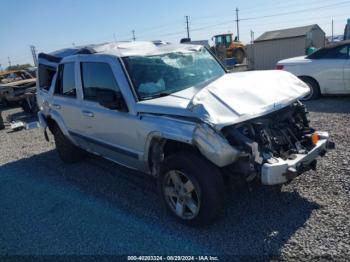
[6,64,32,71]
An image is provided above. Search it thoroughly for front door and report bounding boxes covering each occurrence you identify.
[343,44,350,92]
[75,61,143,169]
[315,44,348,94]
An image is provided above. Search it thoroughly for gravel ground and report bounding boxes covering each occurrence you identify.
[0,97,349,260]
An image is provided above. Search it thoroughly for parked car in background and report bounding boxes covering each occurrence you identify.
[37,41,333,225]
[0,70,38,113]
[276,40,350,100]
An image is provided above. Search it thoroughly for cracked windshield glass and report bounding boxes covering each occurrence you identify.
[123,48,225,100]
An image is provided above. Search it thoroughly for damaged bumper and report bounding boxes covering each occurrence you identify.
[261,131,334,185]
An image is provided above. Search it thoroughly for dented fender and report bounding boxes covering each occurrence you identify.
[192,124,240,167]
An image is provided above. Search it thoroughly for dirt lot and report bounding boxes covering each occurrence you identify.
[0,97,349,260]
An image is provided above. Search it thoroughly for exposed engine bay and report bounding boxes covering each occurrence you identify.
[222,101,317,176]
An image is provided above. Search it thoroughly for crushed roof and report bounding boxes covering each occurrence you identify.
[255,24,324,42]
[46,41,203,60]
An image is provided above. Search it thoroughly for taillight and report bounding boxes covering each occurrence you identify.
[276,64,284,70]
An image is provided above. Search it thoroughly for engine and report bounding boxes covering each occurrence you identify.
[223,101,314,161]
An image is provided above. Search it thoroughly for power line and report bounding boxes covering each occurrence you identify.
[241,1,350,21]
[182,3,349,35]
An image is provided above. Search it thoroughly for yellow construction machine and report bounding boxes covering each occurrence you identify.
[212,33,246,64]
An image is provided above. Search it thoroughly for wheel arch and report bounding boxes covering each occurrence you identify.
[298,75,321,93]
[42,112,77,145]
[144,132,197,176]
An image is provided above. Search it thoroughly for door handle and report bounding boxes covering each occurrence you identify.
[82,110,94,117]
[52,103,61,109]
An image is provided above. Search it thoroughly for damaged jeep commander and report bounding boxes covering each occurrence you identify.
[37,41,334,225]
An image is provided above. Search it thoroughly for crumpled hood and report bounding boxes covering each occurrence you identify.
[187,70,309,129]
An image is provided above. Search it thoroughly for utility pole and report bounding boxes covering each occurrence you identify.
[250,30,254,44]
[235,8,240,41]
[7,57,11,68]
[185,15,190,39]
[30,45,38,67]
[132,30,136,41]
[331,19,334,43]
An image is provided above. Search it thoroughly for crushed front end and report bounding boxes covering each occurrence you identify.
[222,101,334,185]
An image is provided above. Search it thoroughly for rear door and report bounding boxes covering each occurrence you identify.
[50,62,85,146]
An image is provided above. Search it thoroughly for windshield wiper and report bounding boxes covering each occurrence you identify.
[142,92,173,100]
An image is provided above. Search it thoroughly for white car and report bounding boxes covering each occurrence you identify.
[276,40,350,100]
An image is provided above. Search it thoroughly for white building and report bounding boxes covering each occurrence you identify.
[247,24,325,70]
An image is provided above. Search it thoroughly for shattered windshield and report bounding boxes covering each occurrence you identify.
[122,48,225,100]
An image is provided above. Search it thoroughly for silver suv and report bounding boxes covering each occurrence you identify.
[37,41,333,225]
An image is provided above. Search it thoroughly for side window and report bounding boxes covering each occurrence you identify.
[318,45,349,59]
[80,62,127,111]
[54,63,76,97]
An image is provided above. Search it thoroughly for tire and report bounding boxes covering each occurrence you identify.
[52,125,86,163]
[233,48,245,64]
[299,77,320,101]
[0,111,5,130]
[158,152,225,226]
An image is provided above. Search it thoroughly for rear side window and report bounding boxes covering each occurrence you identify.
[54,63,76,97]
[309,45,349,59]
[39,64,56,91]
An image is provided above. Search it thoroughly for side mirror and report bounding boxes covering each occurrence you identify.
[95,89,128,112]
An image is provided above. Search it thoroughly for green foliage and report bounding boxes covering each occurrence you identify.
[6,64,32,71]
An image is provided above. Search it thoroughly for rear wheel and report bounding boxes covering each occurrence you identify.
[159,152,225,226]
[299,77,320,101]
[52,125,86,163]
[0,111,5,130]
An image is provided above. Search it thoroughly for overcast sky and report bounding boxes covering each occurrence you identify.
[0,0,349,67]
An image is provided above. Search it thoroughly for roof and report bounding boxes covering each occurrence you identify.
[39,41,203,63]
[255,24,324,42]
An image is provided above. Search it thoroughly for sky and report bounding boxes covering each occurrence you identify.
[0,0,349,68]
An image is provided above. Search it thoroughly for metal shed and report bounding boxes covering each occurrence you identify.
[249,24,325,70]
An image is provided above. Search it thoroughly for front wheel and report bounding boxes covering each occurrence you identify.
[159,152,225,226]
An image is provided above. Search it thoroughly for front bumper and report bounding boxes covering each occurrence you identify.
[261,131,333,185]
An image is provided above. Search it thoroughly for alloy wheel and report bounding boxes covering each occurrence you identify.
[163,170,201,220]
